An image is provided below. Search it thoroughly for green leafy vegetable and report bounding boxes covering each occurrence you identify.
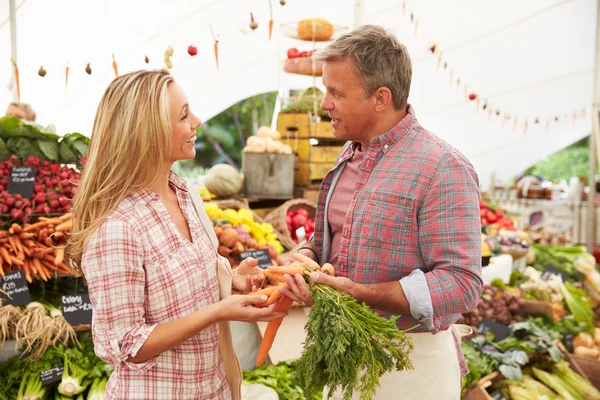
[243,361,319,400]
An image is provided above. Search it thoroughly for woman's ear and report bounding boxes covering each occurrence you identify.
[374,87,393,112]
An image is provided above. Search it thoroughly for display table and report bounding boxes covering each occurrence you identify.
[482,254,514,284]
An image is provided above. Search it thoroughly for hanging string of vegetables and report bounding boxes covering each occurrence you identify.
[268,0,274,41]
[210,25,219,69]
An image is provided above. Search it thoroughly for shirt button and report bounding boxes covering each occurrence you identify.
[384,144,389,150]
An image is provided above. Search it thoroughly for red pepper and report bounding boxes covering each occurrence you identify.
[486,211,498,223]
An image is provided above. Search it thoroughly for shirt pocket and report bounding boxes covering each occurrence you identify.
[359,191,416,249]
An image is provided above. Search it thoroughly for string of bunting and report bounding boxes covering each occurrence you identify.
[7,0,286,102]
[399,0,590,134]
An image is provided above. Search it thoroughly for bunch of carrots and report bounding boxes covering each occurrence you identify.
[0,213,73,282]
[251,253,333,367]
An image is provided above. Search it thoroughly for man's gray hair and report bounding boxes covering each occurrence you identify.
[9,102,36,121]
[315,25,412,111]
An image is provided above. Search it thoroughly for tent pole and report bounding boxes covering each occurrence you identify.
[586,0,600,250]
[354,0,365,28]
[9,0,17,102]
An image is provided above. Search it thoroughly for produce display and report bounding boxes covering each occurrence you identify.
[204,203,285,266]
[483,229,531,259]
[243,126,292,154]
[0,116,89,165]
[204,163,243,198]
[250,254,414,399]
[572,328,600,360]
[480,199,517,231]
[286,207,315,243]
[525,225,574,247]
[457,283,527,331]
[1,156,80,223]
[296,18,334,41]
[283,49,324,76]
[242,361,321,400]
[280,87,328,117]
[0,214,73,281]
[0,334,111,400]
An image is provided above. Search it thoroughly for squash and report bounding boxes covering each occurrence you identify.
[256,126,281,140]
[246,136,267,152]
[297,18,334,41]
[204,164,243,197]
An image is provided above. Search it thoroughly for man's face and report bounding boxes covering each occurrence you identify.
[320,58,375,143]
[5,105,27,120]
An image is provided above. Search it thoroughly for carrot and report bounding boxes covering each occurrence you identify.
[19,232,36,240]
[7,236,17,254]
[0,246,12,266]
[268,19,273,41]
[54,248,64,266]
[21,245,31,257]
[42,254,55,264]
[11,256,24,266]
[65,65,69,89]
[214,40,219,68]
[22,260,32,283]
[23,221,48,232]
[9,223,22,234]
[260,286,286,307]
[293,252,321,271]
[266,265,305,276]
[265,270,286,283]
[59,213,73,221]
[112,53,119,77]
[321,263,335,276]
[249,286,278,297]
[12,236,23,254]
[11,59,19,101]
[256,296,294,366]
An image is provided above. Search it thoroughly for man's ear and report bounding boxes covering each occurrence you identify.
[374,87,393,112]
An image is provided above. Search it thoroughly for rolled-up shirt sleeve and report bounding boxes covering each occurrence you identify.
[403,151,483,331]
[82,218,158,371]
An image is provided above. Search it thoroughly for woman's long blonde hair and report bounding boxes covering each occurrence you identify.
[66,69,174,274]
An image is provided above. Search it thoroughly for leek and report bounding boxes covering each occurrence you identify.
[552,360,600,400]
[532,367,581,400]
[57,356,90,397]
[86,377,108,400]
[17,372,47,400]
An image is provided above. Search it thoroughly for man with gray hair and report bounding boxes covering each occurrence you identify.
[5,102,36,122]
[281,25,482,399]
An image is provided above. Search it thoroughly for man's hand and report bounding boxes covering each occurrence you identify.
[232,257,265,292]
[279,271,357,307]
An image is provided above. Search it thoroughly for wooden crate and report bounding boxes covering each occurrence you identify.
[277,112,336,139]
[242,153,295,199]
[569,356,600,390]
[295,161,334,186]
[280,137,343,163]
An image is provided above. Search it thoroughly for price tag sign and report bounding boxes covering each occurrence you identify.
[477,318,510,341]
[564,334,574,354]
[61,293,93,326]
[8,165,36,198]
[541,264,570,282]
[240,249,272,269]
[0,270,31,306]
[492,391,508,400]
[40,367,64,385]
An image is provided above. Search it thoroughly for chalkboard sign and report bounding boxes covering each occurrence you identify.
[8,166,36,198]
[492,391,508,400]
[0,270,31,306]
[564,334,574,354]
[240,249,272,269]
[477,318,510,341]
[61,293,93,326]
[541,264,570,283]
[40,367,64,385]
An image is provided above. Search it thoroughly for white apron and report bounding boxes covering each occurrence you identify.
[324,325,470,400]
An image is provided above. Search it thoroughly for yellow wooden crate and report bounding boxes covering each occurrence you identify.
[295,162,335,186]
[277,113,336,139]
[280,138,343,163]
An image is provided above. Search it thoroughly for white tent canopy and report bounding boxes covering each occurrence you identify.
[0,0,596,189]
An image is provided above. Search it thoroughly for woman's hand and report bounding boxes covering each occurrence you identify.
[232,257,265,292]
[217,294,287,323]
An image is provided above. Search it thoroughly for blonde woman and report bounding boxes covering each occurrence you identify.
[65,70,284,399]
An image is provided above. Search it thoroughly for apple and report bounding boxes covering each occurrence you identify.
[188,45,198,56]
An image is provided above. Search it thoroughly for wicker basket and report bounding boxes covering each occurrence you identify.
[264,198,317,250]
[205,198,293,253]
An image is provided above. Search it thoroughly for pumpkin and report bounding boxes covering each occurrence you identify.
[297,18,334,41]
[204,164,243,197]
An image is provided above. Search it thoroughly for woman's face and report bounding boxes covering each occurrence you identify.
[168,82,202,163]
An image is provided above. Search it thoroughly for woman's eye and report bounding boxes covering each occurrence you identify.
[182,114,188,120]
